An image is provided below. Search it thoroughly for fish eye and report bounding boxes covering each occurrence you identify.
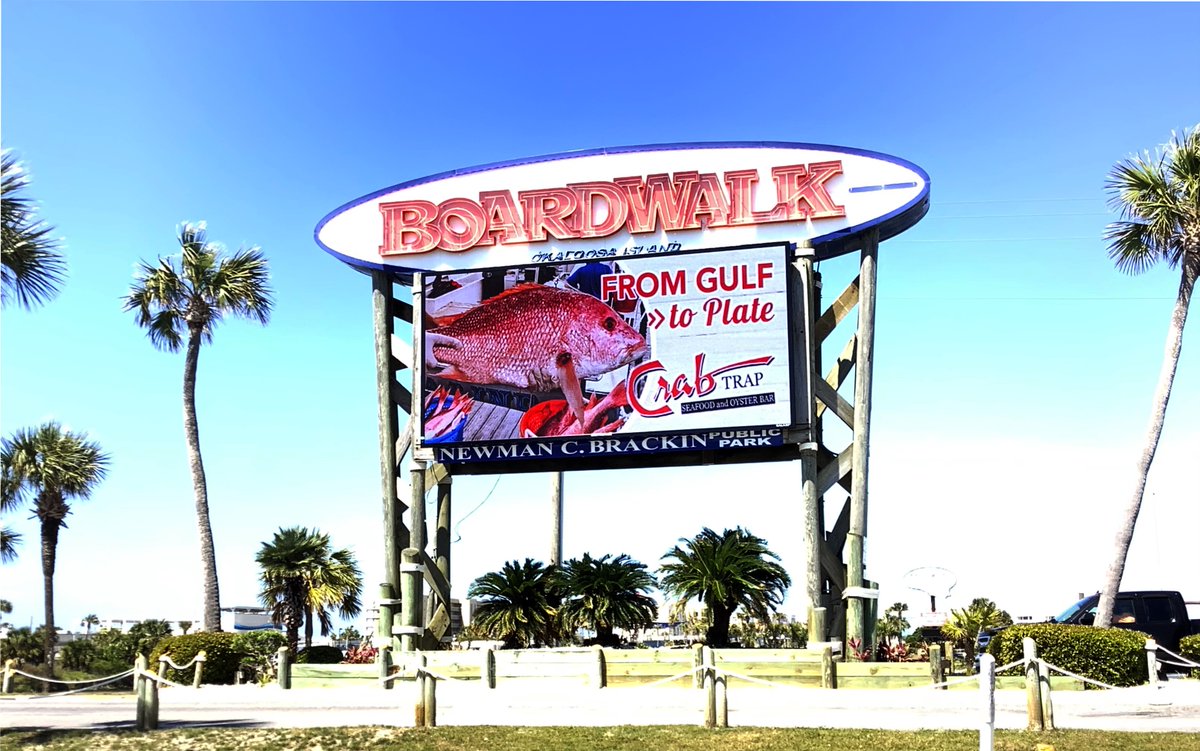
[603,316,616,332]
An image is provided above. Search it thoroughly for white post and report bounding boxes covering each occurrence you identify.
[978,653,995,751]
[1146,639,1159,686]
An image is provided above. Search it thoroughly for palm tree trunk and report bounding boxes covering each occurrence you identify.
[1097,258,1195,627]
[304,605,314,651]
[183,328,222,632]
[40,512,59,680]
[708,604,733,647]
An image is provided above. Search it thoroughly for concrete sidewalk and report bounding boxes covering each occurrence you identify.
[4,680,1199,733]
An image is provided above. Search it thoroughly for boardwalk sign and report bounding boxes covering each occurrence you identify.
[317,142,929,469]
[315,142,930,273]
[419,244,796,464]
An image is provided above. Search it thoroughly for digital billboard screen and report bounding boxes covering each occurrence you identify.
[418,242,804,467]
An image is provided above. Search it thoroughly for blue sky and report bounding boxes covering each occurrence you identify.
[2,1,1197,634]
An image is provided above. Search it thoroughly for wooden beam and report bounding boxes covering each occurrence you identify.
[819,541,846,590]
[816,446,853,497]
[424,462,450,488]
[390,296,413,323]
[828,500,850,554]
[419,550,451,604]
[390,380,412,412]
[825,335,857,390]
[814,379,854,428]
[390,334,414,369]
[814,276,859,343]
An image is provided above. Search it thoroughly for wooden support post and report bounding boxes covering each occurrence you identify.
[978,653,995,751]
[800,442,821,623]
[808,606,827,645]
[400,548,423,652]
[144,660,160,730]
[1023,637,1044,731]
[157,656,170,686]
[277,646,291,690]
[2,659,14,693]
[550,471,564,565]
[591,645,607,689]
[378,583,396,647]
[373,271,403,631]
[1146,639,1159,686]
[930,644,945,689]
[702,646,716,728]
[135,655,148,731]
[846,232,879,656]
[193,651,205,688]
[435,476,452,617]
[483,647,496,689]
[379,645,393,690]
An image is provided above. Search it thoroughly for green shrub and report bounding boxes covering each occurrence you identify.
[988,623,1148,687]
[296,645,343,664]
[149,632,243,685]
[233,631,288,682]
[1179,634,1200,677]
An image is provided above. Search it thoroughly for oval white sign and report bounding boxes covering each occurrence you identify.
[315,142,929,273]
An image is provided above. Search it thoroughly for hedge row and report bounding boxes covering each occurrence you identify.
[148,631,287,685]
[1179,634,1200,676]
[987,623,1148,687]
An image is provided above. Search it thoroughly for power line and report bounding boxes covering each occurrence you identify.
[452,476,501,544]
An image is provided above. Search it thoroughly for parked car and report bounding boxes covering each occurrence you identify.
[1051,590,1200,654]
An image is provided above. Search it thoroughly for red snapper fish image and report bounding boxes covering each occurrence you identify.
[426,284,646,425]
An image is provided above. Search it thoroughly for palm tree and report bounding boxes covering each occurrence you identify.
[302,546,363,651]
[558,553,658,646]
[940,598,1012,674]
[1,151,66,309]
[466,558,562,648]
[877,601,910,641]
[256,526,362,653]
[1097,126,1200,628]
[1,422,110,675]
[123,222,273,632]
[658,527,791,648]
[1,526,20,564]
[80,614,99,635]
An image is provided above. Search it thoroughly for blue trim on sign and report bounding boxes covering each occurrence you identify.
[313,141,931,270]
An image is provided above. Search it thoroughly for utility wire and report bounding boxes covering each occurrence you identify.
[452,476,501,543]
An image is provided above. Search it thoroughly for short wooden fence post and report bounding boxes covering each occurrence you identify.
[413,653,428,727]
[2,659,14,693]
[809,606,827,644]
[277,647,291,690]
[146,662,160,730]
[715,670,728,728]
[422,659,437,728]
[702,647,716,728]
[158,656,170,686]
[692,643,704,689]
[821,645,836,689]
[1146,639,1159,686]
[379,645,393,690]
[134,655,148,731]
[591,645,607,689]
[1038,651,1054,730]
[978,653,995,751]
[930,644,945,689]
[1022,637,1044,731]
[193,650,205,688]
[483,647,496,689]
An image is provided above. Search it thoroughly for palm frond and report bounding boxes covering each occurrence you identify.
[1,151,67,309]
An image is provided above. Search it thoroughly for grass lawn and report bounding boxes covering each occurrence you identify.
[3,726,1200,750]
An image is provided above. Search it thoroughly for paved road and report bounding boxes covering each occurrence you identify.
[4,680,1199,733]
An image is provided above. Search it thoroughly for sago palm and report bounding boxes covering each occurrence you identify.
[1,151,66,309]
[467,558,562,648]
[1,422,109,674]
[1097,126,1200,628]
[558,553,658,646]
[659,527,791,647]
[124,222,273,631]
